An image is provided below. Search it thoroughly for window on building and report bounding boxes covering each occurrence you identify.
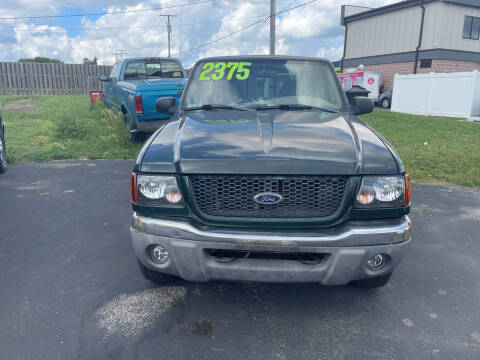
[463,16,480,40]
[420,59,432,68]
[473,17,480,40]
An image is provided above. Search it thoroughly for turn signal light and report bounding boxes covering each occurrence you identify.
[134,95,144,114]
[130,172,138,204]
[357,187,375,205]
[165,189,182,204]
[404,173,411,206]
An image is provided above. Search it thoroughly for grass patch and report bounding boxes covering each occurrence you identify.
[361,110,480,187]
[1,96,479,187]
[0,95,142,163]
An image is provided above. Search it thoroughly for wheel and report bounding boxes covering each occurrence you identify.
[125,113,144,143]
[138,261,179,284]
[103,92,110,108]
[130,132,144,143]
[353,273,392,289]
[0,127,7,174]
[381,97,391,109]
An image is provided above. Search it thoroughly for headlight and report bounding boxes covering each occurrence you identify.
[355,175,408,208]
[131,173,183,206]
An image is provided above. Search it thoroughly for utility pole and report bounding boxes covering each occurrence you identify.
[159,14,177,57]
[115,49,127,61]
[179,6,183,62]
[269,0,275,55]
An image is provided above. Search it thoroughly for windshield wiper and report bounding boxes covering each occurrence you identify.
[254,104,339,113]
[183,104,252,111]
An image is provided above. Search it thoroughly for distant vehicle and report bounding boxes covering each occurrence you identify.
[379,90,392,109]
[100,57,187,142]
[129,55,412,289]
[0,104,7,173]
[338,71,383,102]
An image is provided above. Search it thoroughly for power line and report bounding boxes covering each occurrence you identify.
[115,49,127,61]
[175,15,267,27]
[1,0,318,64]
[174,0,318,57]
[143,9,163,44]
[0,0,316,33]
[0,15,268,33]
[174,18,267,56]
[0,0,212,20]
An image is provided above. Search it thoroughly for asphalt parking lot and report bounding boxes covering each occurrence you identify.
[0,160,479,360]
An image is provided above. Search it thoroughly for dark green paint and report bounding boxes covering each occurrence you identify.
[132,56,408,228]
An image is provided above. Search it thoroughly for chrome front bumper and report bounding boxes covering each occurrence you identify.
[130,213,412,284]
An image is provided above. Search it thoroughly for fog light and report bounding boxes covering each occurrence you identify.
[366,254,384,269]
[151,245,169,264]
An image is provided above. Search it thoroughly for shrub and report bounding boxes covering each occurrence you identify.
[54,115,89,140]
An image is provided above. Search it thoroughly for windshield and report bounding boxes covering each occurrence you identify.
[182,59,345,111]
[123,59,184,80]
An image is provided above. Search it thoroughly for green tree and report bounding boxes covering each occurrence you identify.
[18,56,62,63]
[82,57,98,65]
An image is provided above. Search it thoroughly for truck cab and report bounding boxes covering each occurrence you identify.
[101,57,186,142]
[129,56,412,288]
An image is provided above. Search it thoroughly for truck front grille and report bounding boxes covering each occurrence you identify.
[188,175,349,219]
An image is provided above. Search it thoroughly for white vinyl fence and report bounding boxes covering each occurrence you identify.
[391,71,480,118]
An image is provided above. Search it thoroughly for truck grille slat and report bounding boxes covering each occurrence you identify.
[188,175,348,219]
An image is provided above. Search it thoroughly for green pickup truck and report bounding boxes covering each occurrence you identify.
[0,103,6,174]
[129,56,412,288]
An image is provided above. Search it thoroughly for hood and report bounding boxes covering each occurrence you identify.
[141,110,398,175]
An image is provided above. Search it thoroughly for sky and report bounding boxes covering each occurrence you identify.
[0,0,397,67]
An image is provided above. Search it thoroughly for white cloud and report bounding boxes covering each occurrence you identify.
[0,0,398,66]
[11,24,73,60]
[277,0,339,39]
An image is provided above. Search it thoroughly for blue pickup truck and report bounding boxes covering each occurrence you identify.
[100,57,186,142]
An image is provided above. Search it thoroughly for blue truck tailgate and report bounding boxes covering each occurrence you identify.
[137,79,184,120]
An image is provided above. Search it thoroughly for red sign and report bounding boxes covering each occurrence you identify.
[368,77,375,85]
[337,72,364,90]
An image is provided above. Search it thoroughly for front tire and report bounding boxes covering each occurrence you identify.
[103,93,110,108]
[0,128,7,174]
[130,132,144,143]
[381,98,391,109]
[125,113,144,143]
[138,261,179,284]
[353,273,392,289]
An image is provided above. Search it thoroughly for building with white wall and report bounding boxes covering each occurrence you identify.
[341,0,480,91]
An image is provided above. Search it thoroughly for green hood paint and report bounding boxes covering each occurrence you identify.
[140,109,400,175]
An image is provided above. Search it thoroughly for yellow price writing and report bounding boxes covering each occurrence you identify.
[198,62,251,81]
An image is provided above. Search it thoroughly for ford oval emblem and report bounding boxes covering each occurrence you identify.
[254,193,283,205]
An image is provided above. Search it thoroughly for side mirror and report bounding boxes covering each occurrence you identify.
[352,97,373,115]
[156,97,177,115]
[99,74,109,82]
